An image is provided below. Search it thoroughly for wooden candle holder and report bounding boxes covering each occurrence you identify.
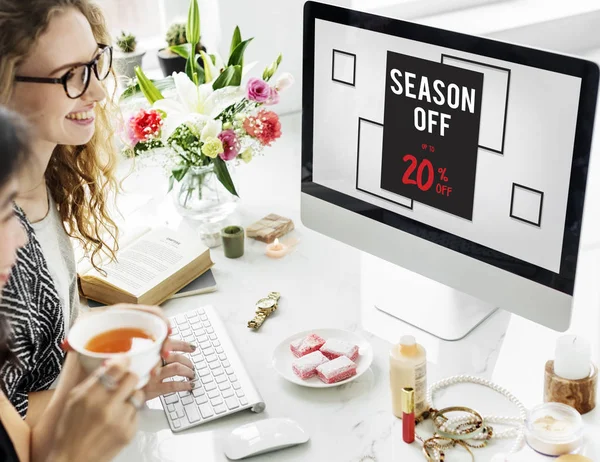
[544,360,597,415]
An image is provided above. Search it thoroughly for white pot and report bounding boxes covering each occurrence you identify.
[113,49,146,80]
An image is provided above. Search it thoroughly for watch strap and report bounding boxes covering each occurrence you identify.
[248,292,281,329]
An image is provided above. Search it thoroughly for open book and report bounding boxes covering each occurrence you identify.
[79,227,214,306]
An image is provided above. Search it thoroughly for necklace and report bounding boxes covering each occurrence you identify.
[425,375,527,455]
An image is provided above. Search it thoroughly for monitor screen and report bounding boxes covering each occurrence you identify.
[302,3,598,296]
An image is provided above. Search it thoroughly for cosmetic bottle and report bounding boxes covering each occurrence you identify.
[402,387,415,443]
[390,335,427,418]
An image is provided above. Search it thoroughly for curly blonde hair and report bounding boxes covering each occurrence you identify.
[0,0,119,267]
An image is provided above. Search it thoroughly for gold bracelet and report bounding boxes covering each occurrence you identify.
[432,406,485,440]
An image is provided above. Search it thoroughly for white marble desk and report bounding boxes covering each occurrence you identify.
[112,78,600,461]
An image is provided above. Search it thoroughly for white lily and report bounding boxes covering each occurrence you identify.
[153,72,245,140]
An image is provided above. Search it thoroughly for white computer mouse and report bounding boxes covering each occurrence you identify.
[223,417,310,460]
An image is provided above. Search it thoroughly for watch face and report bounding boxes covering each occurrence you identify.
[256,298,276,309]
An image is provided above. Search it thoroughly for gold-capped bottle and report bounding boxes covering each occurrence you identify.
[390,335,427,418]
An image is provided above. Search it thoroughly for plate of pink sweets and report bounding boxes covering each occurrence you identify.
[272,329,373,388]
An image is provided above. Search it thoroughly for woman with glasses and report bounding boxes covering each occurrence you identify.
[0,0,196,422]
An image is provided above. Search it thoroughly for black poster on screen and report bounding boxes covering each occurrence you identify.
[380,52,483,220]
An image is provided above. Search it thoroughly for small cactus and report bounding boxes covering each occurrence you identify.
[116,31,137,53]
[165,22,204,53]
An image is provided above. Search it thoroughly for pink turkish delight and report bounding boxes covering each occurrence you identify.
[292,351,330,379]
[319,339,359,361]
[316,356,357,384]
[290,333,326,358]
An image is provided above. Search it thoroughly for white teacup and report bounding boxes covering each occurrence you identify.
[68,309,168,388]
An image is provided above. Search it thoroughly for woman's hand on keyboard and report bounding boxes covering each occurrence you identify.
[143,339,196,400]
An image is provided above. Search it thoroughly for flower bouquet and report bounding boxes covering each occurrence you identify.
[120,0,293,221]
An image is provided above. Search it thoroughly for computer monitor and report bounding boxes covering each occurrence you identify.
[300,1,599,340]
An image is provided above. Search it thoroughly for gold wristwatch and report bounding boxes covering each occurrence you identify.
[248,292,281,329]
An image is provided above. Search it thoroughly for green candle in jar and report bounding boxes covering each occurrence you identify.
[221,225,245,258]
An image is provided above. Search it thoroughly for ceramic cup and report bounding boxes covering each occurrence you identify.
[68,309,168,388]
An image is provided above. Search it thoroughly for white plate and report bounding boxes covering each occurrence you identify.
[272,328,374,388]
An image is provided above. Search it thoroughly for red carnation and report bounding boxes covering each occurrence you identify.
[242,110,282,146]
[128,109,163,143]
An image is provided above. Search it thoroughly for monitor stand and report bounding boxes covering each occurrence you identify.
[361,253,498,342]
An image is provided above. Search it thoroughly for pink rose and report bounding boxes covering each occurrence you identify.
[265,87,280,106]
[246,78,271,103]
[218,130,240,161]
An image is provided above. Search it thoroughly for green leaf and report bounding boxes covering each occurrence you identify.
[167,175,175,193]
[213,157,238,197]
[193,54,206,84]
[185,55,196,83]
[186,0,201,46]
[212,65,235,90]
[227,37,253,68]
[134,66,164,104]
[229,65,242,86]
[169,44,191,59]
[229,26,242,59]
[119,76,173,102]
[172,165,189,182]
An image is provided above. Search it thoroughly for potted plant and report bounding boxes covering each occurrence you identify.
[157,22,206,77]
[113,31,145,81]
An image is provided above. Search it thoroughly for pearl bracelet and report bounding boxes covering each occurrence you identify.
[427,375,527,453]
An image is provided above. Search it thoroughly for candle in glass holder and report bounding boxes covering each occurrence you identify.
[265,238,288,258]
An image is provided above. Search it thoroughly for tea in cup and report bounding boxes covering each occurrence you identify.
[68,309,168,388]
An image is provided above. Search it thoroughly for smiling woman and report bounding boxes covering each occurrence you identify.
[0,0,198,427]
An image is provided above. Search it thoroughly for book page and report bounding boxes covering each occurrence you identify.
[85,227,207,297]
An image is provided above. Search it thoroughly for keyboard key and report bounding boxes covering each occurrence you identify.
[191,349,203,358]
[203,347,214,356]
[222,389,234,398]
[201,376,214,385]
[167,404,175,412]
[200,314,208,321]
[198,369,210,378]
[192,380,203,390]
[212,367,224,376]
[203,321,211,328]
[236,389,245,398]
[232,382,241,390]
[215,347,224,354]
[200,341,211,350]
[194,358,206,367]
[192,388,205,397]
[214,404,227,414]
[196,395,208,405]
[196,307,205,315]
[175,315,187,325]
[209,362,220,370]
[205,382,217,391]
[184,335,194,343]
[197,334,209,343]
[179,391,191,398]
[199,403,213,418]
[206,354,218,363]
[216,375,227,384]
[210,397,223,406]
[207,389,219,399]
[240,397,248,406]
[230,374,238,382]
[184,404,201,423]
[180,328,192,337]
[170,411,178,420]
[165,395,179,404]
[175,403,185,418]
[225,396,239,410]
[212,340,221,347]
[209,334,218,341]
[225,367,234,375]
[173,420,181,429]
[191,324,203,332]
[206,327,214,334]
[219,382,231,391]
[181,395,194,405]
[221,358,229,366]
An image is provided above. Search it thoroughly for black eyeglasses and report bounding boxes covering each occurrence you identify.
[15,44,113,99]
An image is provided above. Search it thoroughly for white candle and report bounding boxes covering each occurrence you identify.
[554,335,591,380]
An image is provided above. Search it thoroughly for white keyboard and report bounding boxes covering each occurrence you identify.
[160,306,265,432]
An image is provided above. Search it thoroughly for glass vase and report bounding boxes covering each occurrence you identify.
[171,163,238,223]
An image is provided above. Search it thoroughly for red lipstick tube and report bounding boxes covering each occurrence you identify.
[402,387,415,443]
